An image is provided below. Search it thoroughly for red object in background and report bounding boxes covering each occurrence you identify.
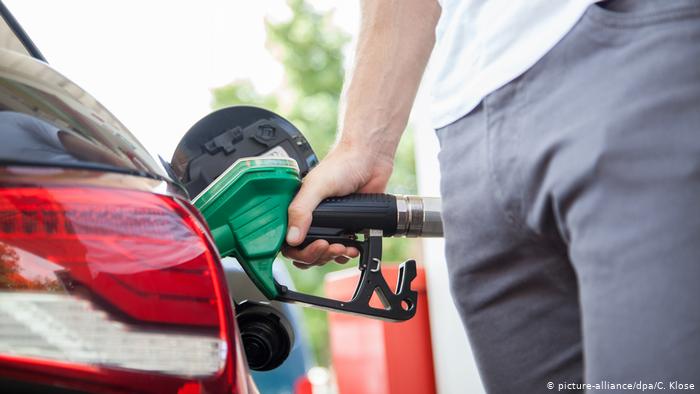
[294,375,313,394]
[326,265,436,394]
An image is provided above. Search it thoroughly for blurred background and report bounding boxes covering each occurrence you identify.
[6,1,482,392]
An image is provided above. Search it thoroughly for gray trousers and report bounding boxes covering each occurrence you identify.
[436,1,700,392]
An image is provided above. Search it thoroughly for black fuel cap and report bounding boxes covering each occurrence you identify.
[236,302,294,371]
[171,106,318,198]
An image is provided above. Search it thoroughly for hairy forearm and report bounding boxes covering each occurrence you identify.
[338,0,440,160]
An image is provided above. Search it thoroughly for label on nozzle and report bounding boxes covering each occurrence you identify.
[260,146,291,159]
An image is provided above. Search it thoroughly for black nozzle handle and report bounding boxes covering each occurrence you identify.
[311,193,398,236]
[309,193,444,238]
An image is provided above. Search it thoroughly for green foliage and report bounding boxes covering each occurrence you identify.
[212,0,346,159]
[212,80,278,110]
[211,0,418,366]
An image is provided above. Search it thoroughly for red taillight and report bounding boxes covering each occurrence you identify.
[0,186,239,393]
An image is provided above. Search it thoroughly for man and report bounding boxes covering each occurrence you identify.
[283,0,700,392]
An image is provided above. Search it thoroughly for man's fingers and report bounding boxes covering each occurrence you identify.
[334,256,350,264]
[334,247,359,263]
[293,261,312,270]
[283,239,329,263]
[320,243,346,262]
[283,248,305,262]
[282,243,359,262]
[282,240,357,269]
[345,247,360,258]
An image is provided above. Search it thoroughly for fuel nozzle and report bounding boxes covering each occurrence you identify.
[177,106,445,322]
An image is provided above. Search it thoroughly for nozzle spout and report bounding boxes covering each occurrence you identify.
[395,195,443,238]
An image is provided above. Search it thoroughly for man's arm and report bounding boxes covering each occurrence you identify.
[283,0,441,267]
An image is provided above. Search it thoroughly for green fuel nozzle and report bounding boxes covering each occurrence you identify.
[193,157,300,298]
[193,156,443,321]
[174,106,443,322]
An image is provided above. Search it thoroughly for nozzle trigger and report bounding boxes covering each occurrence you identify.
[276,230,418,322]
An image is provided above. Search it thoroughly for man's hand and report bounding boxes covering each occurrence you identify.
[283,142,393,269]
[282,0,440,269]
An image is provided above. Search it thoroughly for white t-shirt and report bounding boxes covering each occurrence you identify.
[430,0,598,129]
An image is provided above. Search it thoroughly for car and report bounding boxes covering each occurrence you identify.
[0,3,280,393]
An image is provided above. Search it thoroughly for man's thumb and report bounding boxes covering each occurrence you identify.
[286,180,326,246]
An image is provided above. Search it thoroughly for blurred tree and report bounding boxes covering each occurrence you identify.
[212,0,344,159]
[211,0,417,366]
